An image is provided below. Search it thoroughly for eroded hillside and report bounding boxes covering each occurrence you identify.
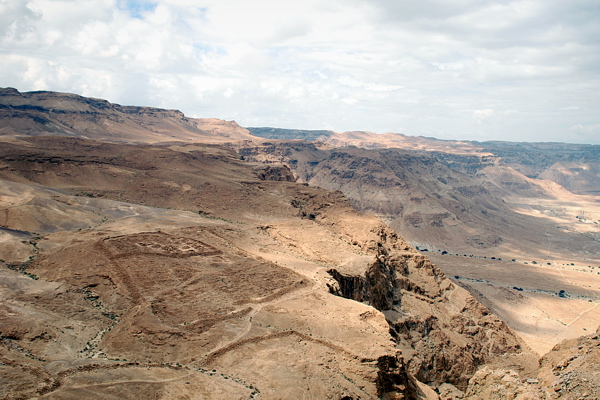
[0,90,598,399]
[239,141,600,261]
[0,136,541,399]
[0,88,257,144]
[240,140,600,357]
[246,128,600,196]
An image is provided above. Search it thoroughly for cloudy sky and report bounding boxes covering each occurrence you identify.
[1,0,599,144]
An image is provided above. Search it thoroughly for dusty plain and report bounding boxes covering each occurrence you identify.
[427,254,600,356]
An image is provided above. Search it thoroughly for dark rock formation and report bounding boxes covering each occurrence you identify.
[326,227,529,390]
[255,164,296,182]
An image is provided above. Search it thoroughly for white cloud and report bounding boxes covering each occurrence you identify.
[0,0,599,144]
[474,109,494,118]
[571,123,600,136]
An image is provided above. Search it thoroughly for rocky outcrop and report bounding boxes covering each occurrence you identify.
[536,326,600,399]
[255,164,296,182]
[327,249,400,311]
[464,367,544,399]
[326,226,530,391]
[431,152,499,176]
[376,352,441,400]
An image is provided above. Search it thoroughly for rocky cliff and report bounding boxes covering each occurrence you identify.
[324,227,533,390]
[0,87,258,143]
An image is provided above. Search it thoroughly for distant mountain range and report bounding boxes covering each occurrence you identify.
[246,127,600,196]
[0,87,256,143]
[242,130,600,261]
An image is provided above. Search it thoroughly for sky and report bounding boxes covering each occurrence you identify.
[1,0,599,144]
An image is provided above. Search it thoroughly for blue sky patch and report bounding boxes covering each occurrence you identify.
[118,0,157,19]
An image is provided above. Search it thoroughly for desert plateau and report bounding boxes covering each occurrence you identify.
[0,88,598,399]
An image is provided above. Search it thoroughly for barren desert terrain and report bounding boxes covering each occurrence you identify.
[242,133,600,360]
[0,88,598,399]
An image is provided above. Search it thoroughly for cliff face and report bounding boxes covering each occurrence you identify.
[277,168,598,399]
[463,326,600,399]
[324,226,530,389]
[0,87,258,143]
[288,189,535,391]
